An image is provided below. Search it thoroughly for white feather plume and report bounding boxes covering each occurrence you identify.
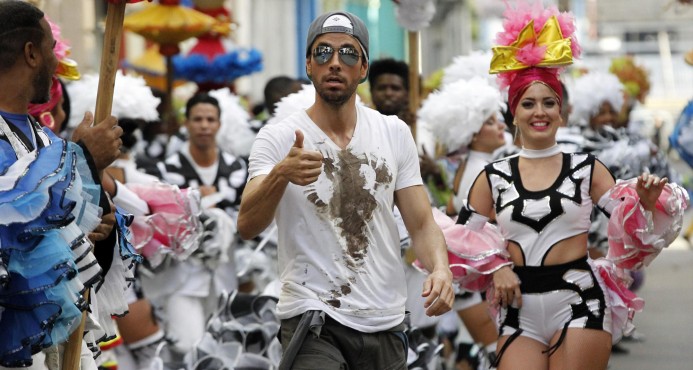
[395,0,436,31]
[66,71,161,128]
[442,51,496,87]
[570,72,625,127]
[209,88,255,157]
[418,77,504,152]
[267,84,316,125]
[267,83,364,125]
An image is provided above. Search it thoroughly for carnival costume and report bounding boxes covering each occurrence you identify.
[66,71,202,269]
[65,72,204,369]
[569,71,679,254]
[0,19,141,365]
[416,2,689,364]
[0,113,138,367]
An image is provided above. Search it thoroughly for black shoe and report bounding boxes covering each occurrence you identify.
[611,343,630,355]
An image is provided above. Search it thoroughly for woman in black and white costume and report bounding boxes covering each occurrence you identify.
[417,3,689,369]
[418,74,506,367]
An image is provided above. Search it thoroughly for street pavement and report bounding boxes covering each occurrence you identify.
[608,235,693,370]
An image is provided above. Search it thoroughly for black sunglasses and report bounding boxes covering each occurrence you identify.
[312,45,362,66]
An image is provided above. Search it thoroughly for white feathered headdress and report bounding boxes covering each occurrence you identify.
[442,51,496,87]
[570,71,625,127]
[66,71,161,128]
[419,77,504,152]
[208,88,256,157]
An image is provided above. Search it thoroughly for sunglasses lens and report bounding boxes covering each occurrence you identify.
[339,48,360,66]
[340,54,359,66]
[315,52,332,65]
[313,46,333,65]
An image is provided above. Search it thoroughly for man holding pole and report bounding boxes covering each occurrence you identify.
[0,1,123,368]
[238,11,453,369]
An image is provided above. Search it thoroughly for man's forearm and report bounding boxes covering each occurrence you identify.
[237,169,290,240]
[410,220,449,273]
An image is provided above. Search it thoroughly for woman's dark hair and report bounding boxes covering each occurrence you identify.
[0,1,45,71]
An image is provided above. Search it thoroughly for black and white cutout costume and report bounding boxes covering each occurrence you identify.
[483,152,611,352]
[419,148,688,363]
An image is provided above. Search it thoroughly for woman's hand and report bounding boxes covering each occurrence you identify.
[636,173,668,212]
[493,265,522,308]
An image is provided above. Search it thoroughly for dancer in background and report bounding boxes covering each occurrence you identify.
[419,76,506,368]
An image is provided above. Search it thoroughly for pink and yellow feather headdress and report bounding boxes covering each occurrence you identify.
[490,1,581,114]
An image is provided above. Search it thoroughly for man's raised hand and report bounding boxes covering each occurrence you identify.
[279,129,323,186]
[71,111,123,171]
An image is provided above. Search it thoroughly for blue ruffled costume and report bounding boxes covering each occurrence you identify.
[0,122,104,367]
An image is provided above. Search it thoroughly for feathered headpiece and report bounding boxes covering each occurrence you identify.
[490,1,581,114]
[443,51,496,87]
[570,71,624,127]
[208,88,256,157]
[418,77,504,153]
[67,71,161,128]
[46,17,80,80]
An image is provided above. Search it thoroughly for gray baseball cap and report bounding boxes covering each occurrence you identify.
[306,11,369,62]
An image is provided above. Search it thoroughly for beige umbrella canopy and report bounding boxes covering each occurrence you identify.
[124,0,217,55]
[126,44,187,91]
[124,0,217,133]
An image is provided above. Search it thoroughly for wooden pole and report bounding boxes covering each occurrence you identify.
[94,1,126,123]
[407,30,420,144]
[63,2,126,369]
[61,290,90,370]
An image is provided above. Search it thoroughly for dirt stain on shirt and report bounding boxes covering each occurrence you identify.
[325,284,353,308]
[306,149,392,270]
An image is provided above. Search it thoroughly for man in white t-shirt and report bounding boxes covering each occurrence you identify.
[238,11,453,370]
[150,93,247,356]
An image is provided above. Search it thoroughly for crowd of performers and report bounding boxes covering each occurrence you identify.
[1,1,693,370]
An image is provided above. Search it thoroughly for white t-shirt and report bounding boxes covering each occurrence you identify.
[248,105,422,332]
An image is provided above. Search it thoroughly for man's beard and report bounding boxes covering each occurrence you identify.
[376,104,403,116]
[316,79,358,108]
[30,67,51,104]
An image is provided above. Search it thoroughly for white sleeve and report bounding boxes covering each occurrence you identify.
[247,125,291,181]
[394,118,423,190]
[112,181,150,216]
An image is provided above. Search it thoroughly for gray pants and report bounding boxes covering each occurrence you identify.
[279,312,407,370]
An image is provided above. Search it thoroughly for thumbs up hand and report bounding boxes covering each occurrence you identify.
[280,129,323,186]
[293,129,305,149]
